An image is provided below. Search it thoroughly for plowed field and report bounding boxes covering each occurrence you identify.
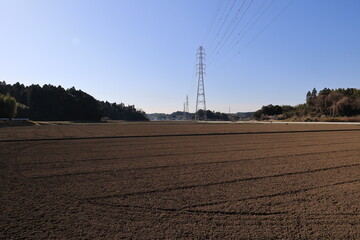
[1,122,360,239]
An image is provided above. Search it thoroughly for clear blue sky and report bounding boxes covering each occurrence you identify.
[1,0,360,113]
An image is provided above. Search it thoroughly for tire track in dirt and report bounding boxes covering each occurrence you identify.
[180,179,360,210]
[84,179,360,216]
[28,148,360,178]
[85,200,288,216]
[84,163,360,201]
[16,133,356,153]
[19,140,360,169]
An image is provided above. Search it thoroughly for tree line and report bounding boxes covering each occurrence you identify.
[195,110,230,121]
[148,110,231,121]
[254,88,360,121]
[0,81,148,121]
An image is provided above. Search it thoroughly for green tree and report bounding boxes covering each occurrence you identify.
[306,91,311,103]
[311,88,317,98]
[0,94,17,118]
[253,110,262,120]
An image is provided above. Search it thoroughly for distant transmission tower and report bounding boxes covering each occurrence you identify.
[183,103,186,120]
[185,95,189,120]
[195,46,207,121]
[183,95,189,120]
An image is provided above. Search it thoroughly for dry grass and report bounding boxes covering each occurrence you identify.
[286,115,360,122]
[321,116,360,122]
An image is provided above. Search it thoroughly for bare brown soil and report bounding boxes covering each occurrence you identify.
[1,122,360,239]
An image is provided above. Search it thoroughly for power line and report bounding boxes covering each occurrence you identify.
[221,0,275,61]
[208,0,255,66]
[234,0,296,57]
[201,0,225,46]
[207,0,233,52]
[211,0,275,67]
[207,0,248,62]
[211,0,296,72]
[207,0,238,54]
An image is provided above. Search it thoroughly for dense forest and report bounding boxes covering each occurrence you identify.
[148,110,231,121]
[196,110,230,121]
[0,81,148,121]
[254,88,360,121]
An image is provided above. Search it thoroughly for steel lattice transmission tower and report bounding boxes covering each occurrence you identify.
[183,95,189,120]
[195,46,207,121]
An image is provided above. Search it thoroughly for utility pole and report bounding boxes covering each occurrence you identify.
[195,46,207,121]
